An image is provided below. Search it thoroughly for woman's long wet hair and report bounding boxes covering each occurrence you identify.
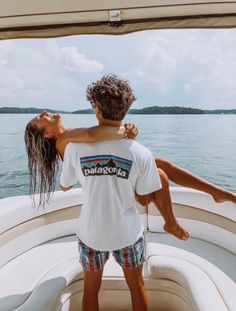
[24,121,60,209]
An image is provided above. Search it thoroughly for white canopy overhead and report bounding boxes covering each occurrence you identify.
[1,0,236,39]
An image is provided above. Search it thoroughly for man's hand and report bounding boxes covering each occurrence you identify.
[124,123,139,139]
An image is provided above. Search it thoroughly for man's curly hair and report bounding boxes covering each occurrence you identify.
[86,74,136,121]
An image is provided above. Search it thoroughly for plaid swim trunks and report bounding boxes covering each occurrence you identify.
[78,235,145,272]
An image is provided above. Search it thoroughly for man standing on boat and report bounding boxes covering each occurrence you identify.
[60,75,163,311]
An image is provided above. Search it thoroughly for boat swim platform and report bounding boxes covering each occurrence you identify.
[0,187,235,311]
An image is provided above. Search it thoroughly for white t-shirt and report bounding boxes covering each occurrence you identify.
[60,139,162,251]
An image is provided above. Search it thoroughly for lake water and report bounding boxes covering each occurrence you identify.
[0,114,235,199]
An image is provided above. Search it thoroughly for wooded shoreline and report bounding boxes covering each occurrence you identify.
[1,106,236,115]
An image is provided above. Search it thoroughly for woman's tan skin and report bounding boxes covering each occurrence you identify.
[156,157,236,204]
[32,112,236,240]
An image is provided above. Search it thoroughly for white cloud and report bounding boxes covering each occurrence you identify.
[133,29,236,108]
[60,46,103,73]
[0,40,104,109]
[135,35,177,91]
[184,84,191,91]
[1,30,236,110]
[136,69,145,77]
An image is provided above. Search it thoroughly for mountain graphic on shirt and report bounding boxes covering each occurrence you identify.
[80,155,132,179]
[106,159,116,167]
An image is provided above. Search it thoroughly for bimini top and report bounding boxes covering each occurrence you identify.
[1,0,236,40]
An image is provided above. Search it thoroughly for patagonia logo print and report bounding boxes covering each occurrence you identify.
[80,155,133,179]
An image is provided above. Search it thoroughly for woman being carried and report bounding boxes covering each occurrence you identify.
[25,111,236,241]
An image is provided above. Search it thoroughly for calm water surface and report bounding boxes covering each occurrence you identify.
[0,114,235,199]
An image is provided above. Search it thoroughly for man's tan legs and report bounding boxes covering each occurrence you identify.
[156,157,236,204]
[82,268,103,311]
[82,265,148,311]
[123,264,148,311]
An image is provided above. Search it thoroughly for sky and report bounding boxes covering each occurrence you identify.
[0,28,236,111]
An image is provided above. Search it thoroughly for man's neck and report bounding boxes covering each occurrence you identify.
[98,119,122,127]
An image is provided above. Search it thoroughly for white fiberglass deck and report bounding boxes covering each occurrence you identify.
[0,188,235,311]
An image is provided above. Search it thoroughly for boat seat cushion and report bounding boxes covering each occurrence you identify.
[146,232,236,281]
[146,241,236,311]
[0,235,83,311]
[147,255,229,311]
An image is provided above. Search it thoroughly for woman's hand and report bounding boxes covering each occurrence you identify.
[124,123,139,139]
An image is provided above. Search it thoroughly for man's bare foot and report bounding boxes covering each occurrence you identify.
[212,188,236,204]
[163,222,190,240]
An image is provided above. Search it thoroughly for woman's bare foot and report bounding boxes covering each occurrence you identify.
[212,188,236,204]
[163,222,190,240]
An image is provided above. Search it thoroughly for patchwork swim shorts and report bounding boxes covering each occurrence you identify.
[78,235,145,272]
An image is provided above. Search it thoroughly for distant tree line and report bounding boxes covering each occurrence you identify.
[129,106,204,114]
[0,106,235,114]
[0,107,69,114]
[204,109,236,114]
[73,109,94,114]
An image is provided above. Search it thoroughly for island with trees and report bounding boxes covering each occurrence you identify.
[0,106,235,114]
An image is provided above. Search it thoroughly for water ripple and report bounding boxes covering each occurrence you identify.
[1,114,236,198]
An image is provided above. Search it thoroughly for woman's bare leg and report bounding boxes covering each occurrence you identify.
[136,169,190,240]
[156,158,236,204]
[155,169,190,240]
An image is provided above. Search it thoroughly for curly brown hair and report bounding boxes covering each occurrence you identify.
[24,121,60,209]
[86,74,136,121]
